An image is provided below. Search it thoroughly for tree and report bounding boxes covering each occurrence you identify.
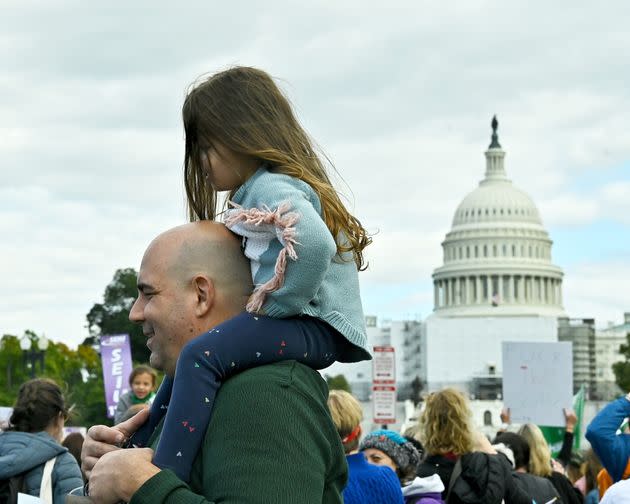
[613,332,630,392]
[410,375,425,404]
[0,334,29,406]
[86,268,149,363]
[0,331,109,426]
[325,374,351,393]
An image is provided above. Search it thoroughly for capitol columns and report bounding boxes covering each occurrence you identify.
[434,281,439,308]
[475,275,481,304]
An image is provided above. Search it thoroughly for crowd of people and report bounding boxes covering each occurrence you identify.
[329,387,629,504]
[1,66,629,503]
[1,375,630,503]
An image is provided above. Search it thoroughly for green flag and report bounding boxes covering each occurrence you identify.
[539,385,585,457]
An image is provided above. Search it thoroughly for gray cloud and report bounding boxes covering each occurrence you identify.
[1,0,629,345]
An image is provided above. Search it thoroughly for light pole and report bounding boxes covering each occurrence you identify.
[20,333,49,378]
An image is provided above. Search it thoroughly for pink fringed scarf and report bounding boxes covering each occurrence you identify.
[224,201,300,312]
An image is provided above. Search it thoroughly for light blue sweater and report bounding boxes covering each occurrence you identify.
[228,166,370,362]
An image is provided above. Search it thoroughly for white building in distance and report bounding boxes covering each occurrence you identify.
[327,118,626,404]
[424,117,565,395]
[593,313,630,398]
[323,316,423,401]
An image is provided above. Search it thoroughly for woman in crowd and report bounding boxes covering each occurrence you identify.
[417,388,529,504]
[518,423,582,504]
[360,429,444,504]
[327,390,404,504]
[493,431,560,503]
[0,378,83,503]
[416,388,475,494]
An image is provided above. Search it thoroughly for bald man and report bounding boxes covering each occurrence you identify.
[82,222,347,503]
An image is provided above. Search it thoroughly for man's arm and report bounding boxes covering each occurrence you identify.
[585,394,630,482]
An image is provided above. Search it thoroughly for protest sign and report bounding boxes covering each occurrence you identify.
[100,334,133,419]
[502,341,573,426]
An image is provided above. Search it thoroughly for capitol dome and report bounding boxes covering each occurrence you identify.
[432,117,565,318]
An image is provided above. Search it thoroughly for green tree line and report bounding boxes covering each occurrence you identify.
[1,268,157,428]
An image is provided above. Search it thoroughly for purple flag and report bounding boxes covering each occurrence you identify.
[100,334,134,419]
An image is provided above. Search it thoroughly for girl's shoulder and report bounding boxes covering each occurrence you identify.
[237,166,319,209]
[250,166,315,194]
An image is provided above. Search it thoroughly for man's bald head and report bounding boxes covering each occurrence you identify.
[148,221,252,315]
[130,221,252,375]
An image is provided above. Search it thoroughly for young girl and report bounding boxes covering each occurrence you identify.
[131,66,372,482]
[114,365,157,424]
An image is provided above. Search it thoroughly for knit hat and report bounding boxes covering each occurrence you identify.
[360,430,421,472]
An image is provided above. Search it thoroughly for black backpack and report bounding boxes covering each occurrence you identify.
[0,472,27,504]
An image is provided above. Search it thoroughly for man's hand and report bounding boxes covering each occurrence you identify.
[81,408,149,480]
[89,448,159,504]
[563,408,577,433]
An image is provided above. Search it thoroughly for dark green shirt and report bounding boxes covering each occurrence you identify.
[130,361,347,503]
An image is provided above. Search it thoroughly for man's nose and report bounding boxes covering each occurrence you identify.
[129,297,143,322]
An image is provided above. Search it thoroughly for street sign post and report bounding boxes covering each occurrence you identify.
[372,345,396,425]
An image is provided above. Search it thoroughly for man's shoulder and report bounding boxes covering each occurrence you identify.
[219,360,327,398]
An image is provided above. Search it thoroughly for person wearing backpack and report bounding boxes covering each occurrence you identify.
[0,378,83,503]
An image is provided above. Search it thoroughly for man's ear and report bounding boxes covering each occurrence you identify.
[192,275,214,316]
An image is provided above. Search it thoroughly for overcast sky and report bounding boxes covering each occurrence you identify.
[1,1,629,348]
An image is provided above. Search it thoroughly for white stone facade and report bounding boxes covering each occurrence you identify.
[322,316,423,401]
[423,315,558,392]
[593,313,630,399]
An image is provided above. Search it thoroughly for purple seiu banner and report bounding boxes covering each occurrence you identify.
[100,334,134,419]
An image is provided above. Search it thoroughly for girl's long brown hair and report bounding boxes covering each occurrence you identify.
[183,66,371,270]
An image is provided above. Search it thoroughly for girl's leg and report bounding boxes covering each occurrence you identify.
[129,376,173,448]
[152,312,343,481]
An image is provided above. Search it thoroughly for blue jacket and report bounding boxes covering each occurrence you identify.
[586,395,630,482]
[228,166,370,362]
[343,452,404,504]
[0,430,83,504]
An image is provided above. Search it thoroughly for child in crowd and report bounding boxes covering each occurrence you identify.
[131,66,371,482]
[113,365,157,424]
[328,390,404,504]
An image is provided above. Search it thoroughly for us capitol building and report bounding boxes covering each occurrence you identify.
[432,116,565,319]
[325,117,625,402]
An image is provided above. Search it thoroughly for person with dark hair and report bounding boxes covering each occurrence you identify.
[494,431,559,503]
[360,430,444,504]
[0,378,83,503]
[113,365,157,424]
[62,432,85,472]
